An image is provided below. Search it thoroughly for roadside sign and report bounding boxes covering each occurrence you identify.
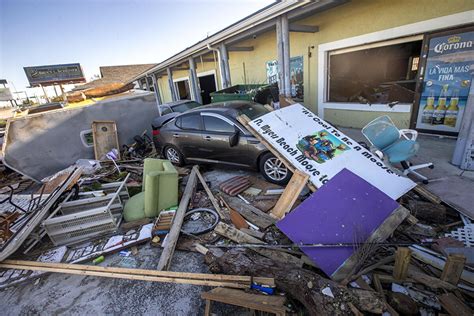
[23,63,86,87]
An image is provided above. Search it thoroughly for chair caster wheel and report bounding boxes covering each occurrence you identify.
[429,164,434,169]
[422,180,429,184]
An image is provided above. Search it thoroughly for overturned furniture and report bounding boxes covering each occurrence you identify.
[123,159,178,222]
[362,115,434,183]
[42,174,130,245]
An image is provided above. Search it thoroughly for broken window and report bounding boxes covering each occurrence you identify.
[328,38,423,104]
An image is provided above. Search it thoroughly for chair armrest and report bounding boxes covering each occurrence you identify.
[399,129,418,141]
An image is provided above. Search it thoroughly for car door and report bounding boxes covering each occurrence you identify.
[172,113,204,159]
[200,113,251,166]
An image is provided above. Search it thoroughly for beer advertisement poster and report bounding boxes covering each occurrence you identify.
[416,31,473,132]
[265,56,304,100]
[249,103,416,200]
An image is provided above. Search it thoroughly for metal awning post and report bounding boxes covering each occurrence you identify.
[276,16,286,97]
[188,58,202,104]
[219,43,231,88]
[39,84,50,103]
[151,74,162,116]
[145,77,151,91]
[281,13,291,98]
[167,68,178,101]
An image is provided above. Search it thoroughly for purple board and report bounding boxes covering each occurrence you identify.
[276,168,399,277]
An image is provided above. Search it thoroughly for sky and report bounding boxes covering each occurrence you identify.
[0,0,274,98]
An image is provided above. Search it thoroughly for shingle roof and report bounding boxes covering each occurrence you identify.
[73,63,157,91]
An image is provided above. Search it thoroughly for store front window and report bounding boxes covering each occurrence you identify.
[328,39,422,105]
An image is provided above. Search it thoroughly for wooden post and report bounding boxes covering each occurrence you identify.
[393,247,411,281]
[441,254,466,285]
[204,299,212,316]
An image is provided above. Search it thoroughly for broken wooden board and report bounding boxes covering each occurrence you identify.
[0,259,274,289]
[438,293,473,316]
[214,222,302,267]
[271,169,309,219]
[156,166,198,271]
[224,195,276,229]
[276,168,409,281]
[92,120,120,160]
[201,288,287,316]
[194,168,226,220]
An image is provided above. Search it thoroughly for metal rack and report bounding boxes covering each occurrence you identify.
[42,174,130,246]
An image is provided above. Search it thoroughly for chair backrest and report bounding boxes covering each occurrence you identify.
[362,116,400,150]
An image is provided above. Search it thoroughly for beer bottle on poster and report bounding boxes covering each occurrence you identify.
[421,89,435,124]
[432,84,448,125]
[445,89,459,127]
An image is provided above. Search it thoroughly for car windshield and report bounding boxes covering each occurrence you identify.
[235,102,269,120]
[172,101,201,113]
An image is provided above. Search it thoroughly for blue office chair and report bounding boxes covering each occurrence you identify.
[362,116,433,184]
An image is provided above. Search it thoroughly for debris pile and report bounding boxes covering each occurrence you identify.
[0,106,472,315]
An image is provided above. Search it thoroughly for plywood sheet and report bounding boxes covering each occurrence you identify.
[92,121,120,160]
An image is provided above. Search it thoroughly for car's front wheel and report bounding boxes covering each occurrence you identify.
[164,145,184,166]
[259,152,292,185]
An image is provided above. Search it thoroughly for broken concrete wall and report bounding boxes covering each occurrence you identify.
[2,92,158,181]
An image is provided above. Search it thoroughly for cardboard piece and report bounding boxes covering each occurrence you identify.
[249,103,415,199]
[277,169,400,278]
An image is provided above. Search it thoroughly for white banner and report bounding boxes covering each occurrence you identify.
[249,104,416,199]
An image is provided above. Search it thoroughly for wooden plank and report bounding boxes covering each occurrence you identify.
[237,114,316,192]
[332,206,409,281]
[0,262,247,288]
[215,222,264,245]
[157,166,198,271]
[201,288,286,314]
[413,185,441,204]
[271,169,309,219]
[204,300,211,316]
[441,254,466,285]
[393,247,411,281]
[229,208,249,229]
[372,274,384,294]
[194,168,227,220]
[224,195,275,229]
[214,222,302,267]
[240,228,264,239]
[92,120,120,160]
[438,293,473,316]
[2,259,274,285]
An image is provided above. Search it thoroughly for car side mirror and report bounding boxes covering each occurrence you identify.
[229,127,240,147]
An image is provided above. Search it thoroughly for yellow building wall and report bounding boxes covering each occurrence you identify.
[226,0,473,128]
[158,60,221,103]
